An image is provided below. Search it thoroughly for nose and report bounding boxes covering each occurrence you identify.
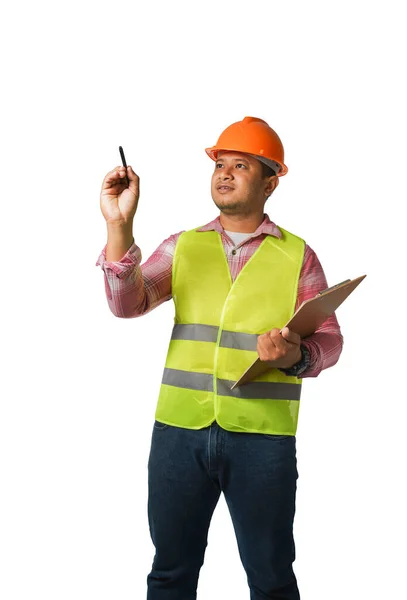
[220,165,234,180]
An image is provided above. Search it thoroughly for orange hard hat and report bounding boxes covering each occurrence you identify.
[205,116,288,176]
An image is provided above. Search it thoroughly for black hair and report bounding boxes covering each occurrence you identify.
[260,162,277,178]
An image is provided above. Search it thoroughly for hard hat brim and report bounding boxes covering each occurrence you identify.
[205,146,288,176]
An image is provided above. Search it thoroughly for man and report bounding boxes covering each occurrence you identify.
[96,116,343,600]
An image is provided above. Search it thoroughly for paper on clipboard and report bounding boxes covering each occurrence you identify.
[231,274,366,389]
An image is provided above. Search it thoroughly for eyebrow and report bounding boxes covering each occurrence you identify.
[215,156,250,163]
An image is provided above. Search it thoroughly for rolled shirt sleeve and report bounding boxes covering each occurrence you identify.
[95,233,183,318]
[295,245,344,378]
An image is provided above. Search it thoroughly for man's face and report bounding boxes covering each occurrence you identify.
[210,151,276,215]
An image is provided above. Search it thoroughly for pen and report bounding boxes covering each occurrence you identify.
[119,146,130,187]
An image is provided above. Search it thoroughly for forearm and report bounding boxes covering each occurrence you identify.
[294,244,344,377]
[96,231,180,318]
[301,316,344,377]
[102,223,156,318]
[106,221,134,262]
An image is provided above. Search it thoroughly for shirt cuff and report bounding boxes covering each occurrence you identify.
[292,340,315,377]
[95,241,141,278]
[279,343,311,378]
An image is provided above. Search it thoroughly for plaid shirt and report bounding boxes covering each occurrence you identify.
[95,214,343,377]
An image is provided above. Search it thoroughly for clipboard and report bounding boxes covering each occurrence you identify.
[231,274,366,389]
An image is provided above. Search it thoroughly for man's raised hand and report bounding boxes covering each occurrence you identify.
[100,165,140,225]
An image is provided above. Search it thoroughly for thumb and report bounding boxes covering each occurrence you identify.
[280,327,301,345]
[126,166,139,192]
[126,166,138,180]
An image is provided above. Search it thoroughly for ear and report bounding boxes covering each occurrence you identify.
[265,175,279,197]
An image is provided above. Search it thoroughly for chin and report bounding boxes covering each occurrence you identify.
[214,203,240,212]
[214,198,248,212]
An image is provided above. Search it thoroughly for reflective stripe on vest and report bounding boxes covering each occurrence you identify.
[162,367,301,400]
[171,323,258,351]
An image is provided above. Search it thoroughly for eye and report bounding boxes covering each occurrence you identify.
[236,163,246,169]
[215,163,223,169]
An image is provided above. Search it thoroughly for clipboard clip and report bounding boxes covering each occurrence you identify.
[317,279,351,296]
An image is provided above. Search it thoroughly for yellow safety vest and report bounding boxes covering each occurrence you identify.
[154,226,305,435]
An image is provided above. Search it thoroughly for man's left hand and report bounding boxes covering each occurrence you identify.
[256,327,302,369]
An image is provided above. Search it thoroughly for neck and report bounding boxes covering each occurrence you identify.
[219,211,265,233]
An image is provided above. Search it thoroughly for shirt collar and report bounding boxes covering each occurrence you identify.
[196,213,282,239]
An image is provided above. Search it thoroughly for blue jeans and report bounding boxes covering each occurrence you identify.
[147,420,300,600]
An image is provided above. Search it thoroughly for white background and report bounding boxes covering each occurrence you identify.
[1,1,406,598]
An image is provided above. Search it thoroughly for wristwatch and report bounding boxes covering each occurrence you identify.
[280,344,310,377]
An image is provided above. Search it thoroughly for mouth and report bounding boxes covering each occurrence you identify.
[217,185,234,193]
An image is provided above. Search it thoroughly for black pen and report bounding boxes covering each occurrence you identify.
[119,146,130,187]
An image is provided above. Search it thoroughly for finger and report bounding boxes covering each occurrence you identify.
[258,330,278,348]
[257,333,276,356]
[267,328,281,343]
[257,339,276,362]
[109,166,125,177]
[104,166,126,183]
[268,328,287,351]
[280,327,301,345]
[103,167,129,189]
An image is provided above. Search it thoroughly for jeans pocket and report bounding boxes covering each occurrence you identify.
[263,433,292,440]
[153,420,170,431]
